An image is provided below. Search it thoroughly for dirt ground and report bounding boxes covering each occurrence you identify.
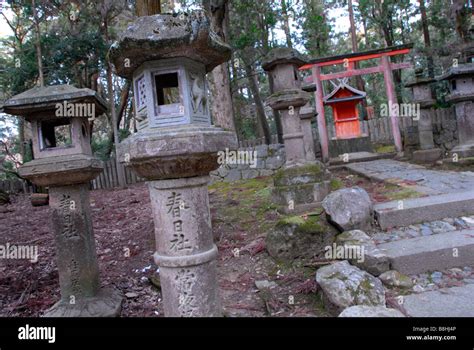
[0,169,418,317]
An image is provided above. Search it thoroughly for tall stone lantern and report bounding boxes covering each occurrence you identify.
[263,48,330,214]
[3,85,123,317]
[405,68,442,163]
[110,12,237,317]
[439,62,474,158]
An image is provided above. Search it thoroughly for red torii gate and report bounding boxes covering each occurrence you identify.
[300,44,413,162]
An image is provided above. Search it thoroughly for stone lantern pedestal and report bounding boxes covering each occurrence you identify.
[111,11,237,317]
[3,85,123,317]
[405,69,442,163]
[263,48,330,214]
[439,63,474,158]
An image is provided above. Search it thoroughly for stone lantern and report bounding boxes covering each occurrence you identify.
[3,85,123,317]
[405,68,442,162]
[300,83,317,162]
[263,48,330,214]
[439,62,474,158]
[110,12,237,317]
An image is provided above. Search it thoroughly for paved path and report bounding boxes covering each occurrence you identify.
[345,159,474,195]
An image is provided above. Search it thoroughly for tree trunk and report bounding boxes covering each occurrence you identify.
[244,62,271,144]
[348,0,367,119]
[281,0,293,48]
[203,0,236,131]
[32,0,44,87]
[419,0,434,78]
[104,21,126,188]
[135,0,161,16]
[268,74,283,144]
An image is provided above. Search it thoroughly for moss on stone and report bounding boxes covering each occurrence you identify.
[330,178,343,191]
[276,213,325,234]
[274,163,323,184]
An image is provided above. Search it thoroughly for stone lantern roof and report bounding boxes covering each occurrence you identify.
[3,84,107,120]
[109,11,231,79]
[405,68,436,87]
[437,63,474,81]
[262,47,307,71]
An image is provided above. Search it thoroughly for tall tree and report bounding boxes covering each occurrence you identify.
[419,0,434,78]
[203,0,236,132]
[136,0,161,16]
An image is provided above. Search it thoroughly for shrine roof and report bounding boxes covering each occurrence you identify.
[324,80,366,104]
[301,43,413,70]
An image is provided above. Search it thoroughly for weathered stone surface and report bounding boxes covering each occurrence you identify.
[316,261,386,315]
[412,148,442,163]
[2,85,107,118]
[19,154,103,187]
[402,284,474,317]
[49,184,100,298]
[322,187,373,231]
[273,162,326,187]
[377,229,474,274]
[118,125,238,180]
[266,214,338,262]
[266,89,311,110]
[335,230,390,276]
[338,305,404,317]
[150,176,221,317]
[379,270,414,288]
[261,47,307,71]
[110,11,231,78]
[374,191,474,229]
[43,287,122,317]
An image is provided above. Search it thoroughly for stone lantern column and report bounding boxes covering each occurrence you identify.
[110,12,237,317]
[3,85,123,317]
[263,48,330,214]
[405,68,442,163]
[439,62,474,158]
[299,103,317,162]
[263,48,310,167]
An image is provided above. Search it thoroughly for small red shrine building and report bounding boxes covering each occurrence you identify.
[324,79,366,139]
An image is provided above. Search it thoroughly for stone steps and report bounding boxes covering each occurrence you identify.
[374,191,474,229]
[400,283,474,317]
[377,229,474,275]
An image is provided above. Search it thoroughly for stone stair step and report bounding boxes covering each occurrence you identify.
[401,283,474,317]
[377,229,474,275]
[374,191,474,229]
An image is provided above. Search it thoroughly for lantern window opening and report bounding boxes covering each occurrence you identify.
[452,80,457,91]
[39,119,73,150]
[154,72,181,105]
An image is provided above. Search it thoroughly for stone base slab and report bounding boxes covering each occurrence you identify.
[412,148,442,163]
[450,144,474,158]
[374,191,474,229]
[43,287,123,317]
[378,229,474,275]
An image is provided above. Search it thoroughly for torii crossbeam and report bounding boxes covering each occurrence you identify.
[300,44,413,162]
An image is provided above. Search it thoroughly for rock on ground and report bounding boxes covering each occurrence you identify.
[379,270,414,289]
[335,230,390,276]
[322,187,373,232]
[338,305,405,317]
[315,260,386,315]
[266,214,338,262]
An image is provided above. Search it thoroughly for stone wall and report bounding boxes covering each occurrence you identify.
[432,114,459,152]
[210,144,286,183]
